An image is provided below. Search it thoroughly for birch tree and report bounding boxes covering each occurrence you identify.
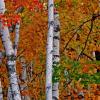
[52,11,60,100]
[14,21,20,56]
[7,5,25,99]
[0,0,21,99]
[0,78,3,100]
[7,21,20,100]
[20,57,30,100]
[46,0,54,100]
[7,86,13,100]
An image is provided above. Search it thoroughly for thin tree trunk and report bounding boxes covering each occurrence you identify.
[0,0,21,100]
[46,0,54,100]
[14,21,20,56]
[27,61,33,82]
[0,79,3,100]
[52,11,60,100]
[20,57,30,100]
[92,51,96,60]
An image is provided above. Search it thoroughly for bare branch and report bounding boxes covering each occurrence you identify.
[61,14,100,54]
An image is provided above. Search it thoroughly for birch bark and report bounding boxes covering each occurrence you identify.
[46,0,54,100]
[52,11,60,100]
[0,79,3,100]
[20,57,30,100]
[0,0,21,100]
[92,51,96,60]
[7,86,13,100]
[14,21,20,56]
[7,21,20,100]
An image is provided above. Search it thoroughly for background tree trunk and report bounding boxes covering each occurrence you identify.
[52,11,60,100]
[0,78,3,100]
[20,57,30,100]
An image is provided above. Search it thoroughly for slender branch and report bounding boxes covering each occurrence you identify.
[66,47,94,61]
[31,69,46,82]
[16,49,25,59]
[82,52,94,61]
[77,17,94,60]
[61,19,91,53]
[61,14,100,54]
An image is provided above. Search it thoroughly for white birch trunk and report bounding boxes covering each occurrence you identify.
[0,79,3,100]
[46,0,54,100]
[52,11,60,100]
[20,58,30,100]
[7,21,20,100]
[14,21,20,56]
[7,86,13,100]
[0,0,21,100]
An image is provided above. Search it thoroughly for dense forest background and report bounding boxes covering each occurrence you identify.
[0,0,100,100]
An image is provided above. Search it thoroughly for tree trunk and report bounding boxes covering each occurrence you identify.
[0,0,21,100]
[52,11,60,100]
[7,21,21,100]
[27,61,33,82]
[0,78,3,100]
[14,22,20,56]
[92,51,96,60]
[20,57,30,100]
[46,0,54,100]
[7,86,13,100]
[0,52,3,99]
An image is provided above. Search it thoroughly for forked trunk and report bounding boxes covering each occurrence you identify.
[0,0,21,100]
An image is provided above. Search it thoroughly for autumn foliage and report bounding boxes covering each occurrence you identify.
[0,0,100,99]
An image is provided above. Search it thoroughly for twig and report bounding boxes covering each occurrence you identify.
[16,49,25,59]
[66,47,94,61]
[82,52,94,61]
